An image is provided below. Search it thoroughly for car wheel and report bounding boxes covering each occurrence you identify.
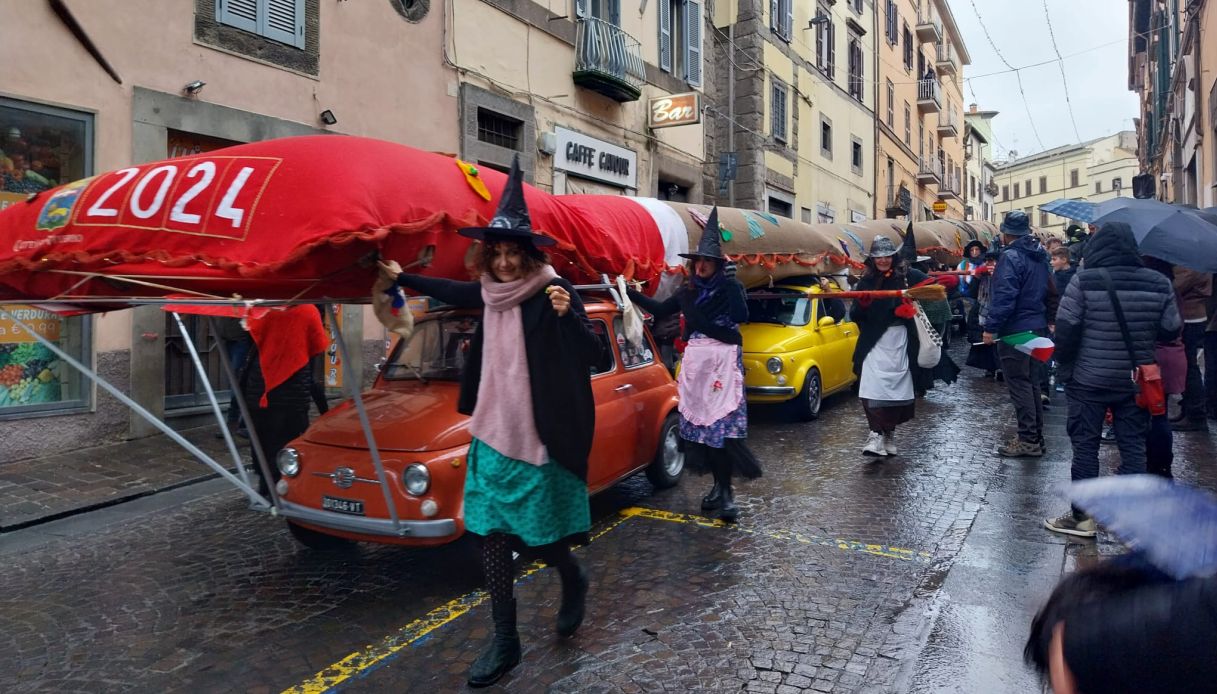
[645,413,684,489]
[286,521,358,551]
[789,368,822,422]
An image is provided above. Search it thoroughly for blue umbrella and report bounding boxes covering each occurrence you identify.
[1091,197,1217,273]
[1041,198,1096,223]
[1070,475,1217,580]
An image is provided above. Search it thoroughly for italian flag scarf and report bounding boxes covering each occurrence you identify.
[1001,331,1055,362]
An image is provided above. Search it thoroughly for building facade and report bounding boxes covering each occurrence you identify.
[448,0,709,200]
[1128,0,1216,207]
[992,132,1139,235]
[874,0,970,221]
[963,105,999,223]
[705,0,877,223]
[0,0,457,460]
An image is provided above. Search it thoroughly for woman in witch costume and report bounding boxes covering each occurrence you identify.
[378,157,605,688]
[627,209,762,523]
[851,236,933,457]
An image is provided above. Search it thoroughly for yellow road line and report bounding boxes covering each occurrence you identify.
[282,513,632,694]
[619,507,933,562]
[284,508,925,693]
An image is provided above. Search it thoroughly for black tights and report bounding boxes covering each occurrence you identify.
[481,533,578,604]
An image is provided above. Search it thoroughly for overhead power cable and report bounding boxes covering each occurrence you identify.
[1041,0,1083,142]
[966,0,1046,151]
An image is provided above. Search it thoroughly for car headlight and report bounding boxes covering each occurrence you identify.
[404,463,430,496]
[277,448,300,477]
[766,357,783,374]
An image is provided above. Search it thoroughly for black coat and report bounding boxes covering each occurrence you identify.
[627,279,749,345]
[1054,226,1181,392]
[395,273,605,481]
[850,268,927,377]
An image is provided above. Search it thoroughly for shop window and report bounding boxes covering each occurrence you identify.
[0,98,94,418]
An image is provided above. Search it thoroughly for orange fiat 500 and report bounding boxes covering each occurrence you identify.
[274,298,683,549]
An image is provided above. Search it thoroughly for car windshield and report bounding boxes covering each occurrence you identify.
[383,315,479,382]
[746,289,811,326]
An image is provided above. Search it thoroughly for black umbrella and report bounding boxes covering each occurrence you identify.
[1091,198,1217,272]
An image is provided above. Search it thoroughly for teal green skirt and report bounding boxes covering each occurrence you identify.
[464,438,591,547]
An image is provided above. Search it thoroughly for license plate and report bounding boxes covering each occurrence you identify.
[322,496,365,516]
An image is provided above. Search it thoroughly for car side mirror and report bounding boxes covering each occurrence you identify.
[818,316,836,328]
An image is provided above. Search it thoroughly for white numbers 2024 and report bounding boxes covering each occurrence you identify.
[85,162,255,228]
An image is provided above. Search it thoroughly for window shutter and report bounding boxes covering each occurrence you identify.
[783,0,793,41]
[576,0,589,19]
[262,0,304,49]
[610,0,620,27]
[827,20,835,80]
[770,0,779,32]
[685,0,703,86]
[658,0,671,72]
[217,0,258,33]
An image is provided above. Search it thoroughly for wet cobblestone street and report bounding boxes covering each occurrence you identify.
[3,350,1216,693]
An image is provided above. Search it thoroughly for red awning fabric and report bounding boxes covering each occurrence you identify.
[0,136,665,304]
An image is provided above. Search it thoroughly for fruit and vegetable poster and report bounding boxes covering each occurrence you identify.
[0,305,64,407]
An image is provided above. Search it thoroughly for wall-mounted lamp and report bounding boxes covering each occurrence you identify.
[806,14,829,28]
[183,80,206,96]
[320,109,338,126]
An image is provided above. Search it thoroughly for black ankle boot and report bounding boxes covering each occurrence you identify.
[701,482,723,511]
[467,598,522,688]
[718,485,739,523]
[556,560,588,637]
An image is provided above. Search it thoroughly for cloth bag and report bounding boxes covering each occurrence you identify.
[912,302,942,369]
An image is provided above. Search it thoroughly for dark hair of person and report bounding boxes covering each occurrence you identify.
[1024,561,1164,675]
[1050,247,1071,261]
[472,238,550,277]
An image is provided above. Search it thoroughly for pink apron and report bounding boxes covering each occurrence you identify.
[678,337,744,426]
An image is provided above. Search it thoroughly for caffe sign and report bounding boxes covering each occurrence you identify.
[554,127,637,189]
[648,93,701,129]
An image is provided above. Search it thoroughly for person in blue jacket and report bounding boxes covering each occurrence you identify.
[983,211,1059,457]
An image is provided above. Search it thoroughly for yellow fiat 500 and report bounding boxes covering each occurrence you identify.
[740,278,859,420]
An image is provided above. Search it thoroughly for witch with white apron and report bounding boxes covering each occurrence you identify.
[628,208,762,522]
[850,236,928,457]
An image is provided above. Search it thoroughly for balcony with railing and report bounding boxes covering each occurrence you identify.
[935,42,958,75]
[573,17,646,103]
[916,156,942,185]
[941,170,962,200]
[915,4,943,43]
[917,79,941,113]
[936,109,959,138]
[885,183,912,216]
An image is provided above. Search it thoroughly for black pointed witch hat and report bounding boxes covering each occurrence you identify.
[680,207,726,261]
[458,155,556,247]
[899,220,918,265]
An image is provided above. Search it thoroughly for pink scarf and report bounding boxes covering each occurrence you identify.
[470,265,558,466]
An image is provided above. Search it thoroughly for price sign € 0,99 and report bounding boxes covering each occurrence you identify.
[72,156,280,239]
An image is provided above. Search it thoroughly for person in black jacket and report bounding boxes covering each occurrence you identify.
[851,236,931,457]
[379,158,605,688]
[1046,223,1182,537]
[627,208,761,523]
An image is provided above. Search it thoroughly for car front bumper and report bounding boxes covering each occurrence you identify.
[278,499,459,539]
